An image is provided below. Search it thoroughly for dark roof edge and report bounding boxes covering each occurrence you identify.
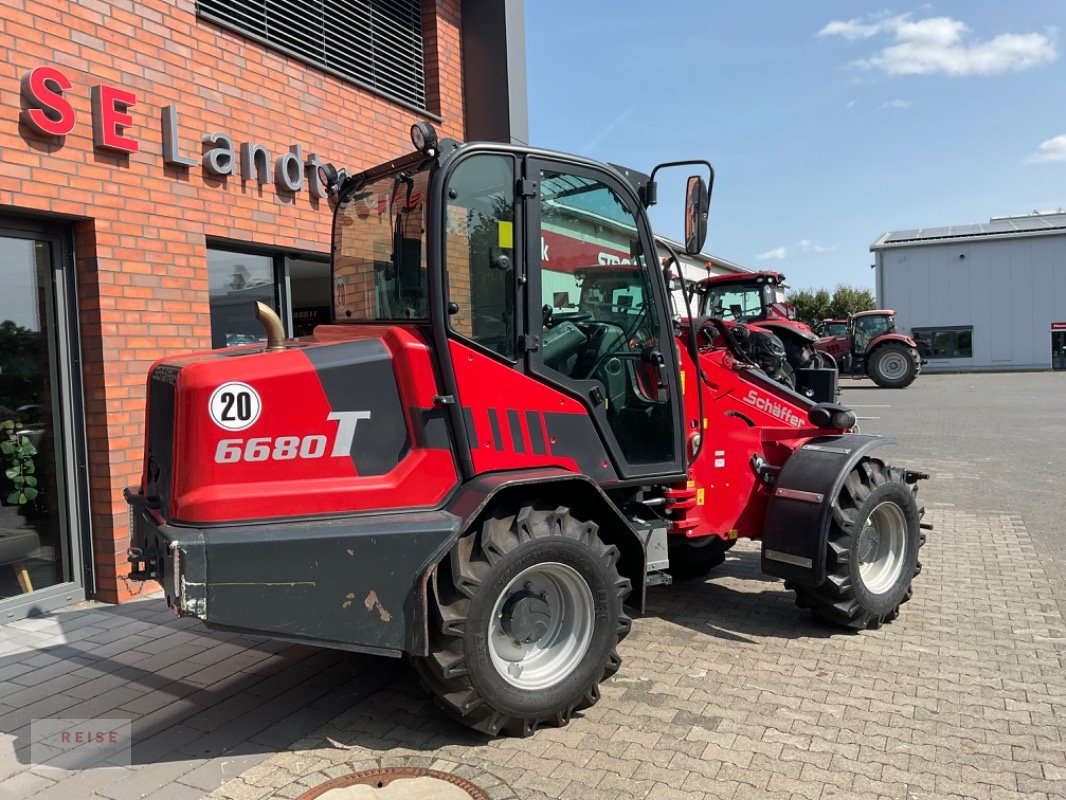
[871,225,1066,251]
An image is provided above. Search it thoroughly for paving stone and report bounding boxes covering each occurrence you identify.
[0,768,56,799]
[5,379,1066,800]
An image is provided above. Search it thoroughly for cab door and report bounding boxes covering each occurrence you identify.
[522,158,685,481]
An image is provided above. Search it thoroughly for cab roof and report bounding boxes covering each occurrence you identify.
[697,270,785,287]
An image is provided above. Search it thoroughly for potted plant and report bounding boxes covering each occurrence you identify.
[1,418,38,508]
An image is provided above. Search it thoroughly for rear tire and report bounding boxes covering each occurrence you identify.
[412,504,631,736]
[869,343,918,388]
[791,458,923,629]
[668,535,735,579]
[813,350,837,371]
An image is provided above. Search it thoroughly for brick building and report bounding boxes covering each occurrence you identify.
[0,0,526,618]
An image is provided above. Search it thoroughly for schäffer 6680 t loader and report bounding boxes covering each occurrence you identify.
[126,123,927,736]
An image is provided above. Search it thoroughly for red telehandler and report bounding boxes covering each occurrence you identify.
[126,124,927,736]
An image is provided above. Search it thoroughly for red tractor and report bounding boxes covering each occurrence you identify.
[815,310,923,389]
[125,125,927,736]
[693,271,835,395]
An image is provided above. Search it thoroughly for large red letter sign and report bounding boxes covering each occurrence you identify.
[91,84,139,153]
[20,67,76,137]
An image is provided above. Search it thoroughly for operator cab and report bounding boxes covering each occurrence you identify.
[851,310,896,352]
[698,273,791,323]
[325,123,712,481]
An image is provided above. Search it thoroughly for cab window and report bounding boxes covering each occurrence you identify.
[444,155,517,358]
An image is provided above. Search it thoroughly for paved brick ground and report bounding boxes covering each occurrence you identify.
[1,373,1065,799]
[0,603,389,800]
[199,508,1066,800]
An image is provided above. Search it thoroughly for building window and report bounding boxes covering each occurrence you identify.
[208,247,330,347]
[197,0,427,112]
[290,258,331,336]
[912,326,973,359]
[208,249,278,348]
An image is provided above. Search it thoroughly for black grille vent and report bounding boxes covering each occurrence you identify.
[146,366,178,515]
[197,0,427,111]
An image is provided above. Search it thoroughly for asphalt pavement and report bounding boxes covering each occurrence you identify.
[841,371,1066,619]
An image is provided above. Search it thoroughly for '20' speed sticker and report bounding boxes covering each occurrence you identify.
[208,382,262,431]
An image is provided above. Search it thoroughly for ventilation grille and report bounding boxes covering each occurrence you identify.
[197,0,427,111]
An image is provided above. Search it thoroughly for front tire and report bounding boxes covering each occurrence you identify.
[412,504,631,736]
[869,343,918,388]
[791,458,923,629]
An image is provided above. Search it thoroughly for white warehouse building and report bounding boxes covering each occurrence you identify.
[872,212,1066,372]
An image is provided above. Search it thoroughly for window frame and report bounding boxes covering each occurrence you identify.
[523,156,686,480]
[440,152,521,364]
[0,216,91,618]
[911,325,973,359]
[207,242,330,346]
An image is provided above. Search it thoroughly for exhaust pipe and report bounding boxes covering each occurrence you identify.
[255,301,286,351]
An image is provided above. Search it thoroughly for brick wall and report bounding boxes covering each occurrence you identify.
[0,0,465,602]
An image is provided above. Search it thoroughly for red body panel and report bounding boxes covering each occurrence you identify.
[147,326,458,524]
[449,340,594,476]
[870,332,919,350]
[675,339,828,542]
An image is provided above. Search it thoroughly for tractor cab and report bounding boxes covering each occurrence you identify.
[815,319,848,337]
[697,271,793,324]
[850,310,897,354]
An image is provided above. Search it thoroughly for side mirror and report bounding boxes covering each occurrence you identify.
[684,175,708,255]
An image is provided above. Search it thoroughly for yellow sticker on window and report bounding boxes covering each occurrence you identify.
[498,220,513,249]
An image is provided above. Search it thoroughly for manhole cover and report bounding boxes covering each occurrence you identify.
[296,767,491,800]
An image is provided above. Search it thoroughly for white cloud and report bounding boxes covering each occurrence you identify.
[879,99,912,110]
[799,239,836,254]
[757,241,835,261]
[819,14,1058,77]
[1027,134,1066,163]
[818,16,896,41]
[846,99,857,109]
[756,246,787,261]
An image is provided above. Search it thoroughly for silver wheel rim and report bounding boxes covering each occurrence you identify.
[857,501,907,595]
[877,351,909,381]
[488,562,595,690]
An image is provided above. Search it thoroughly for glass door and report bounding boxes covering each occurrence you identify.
[0,222,86,616]
[524,158,685,479]
[1053,331,1066,370]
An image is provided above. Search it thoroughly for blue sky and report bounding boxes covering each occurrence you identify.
[525,2,1065,292]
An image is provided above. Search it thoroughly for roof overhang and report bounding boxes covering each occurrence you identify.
[871,225,1066,251]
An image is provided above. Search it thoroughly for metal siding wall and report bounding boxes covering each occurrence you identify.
[1032,237,1062,367]
[1055,238,1066,362]
[966,242,992,367]
[987,241,1013,365]
[880,232,1066,370]
[1010,240,1034,367]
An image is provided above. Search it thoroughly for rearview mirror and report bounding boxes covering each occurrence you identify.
[684,175,708,255]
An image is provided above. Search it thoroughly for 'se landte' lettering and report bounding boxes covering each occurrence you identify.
[214,411,371,463]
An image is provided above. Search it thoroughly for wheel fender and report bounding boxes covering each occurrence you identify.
[761,434,896,586]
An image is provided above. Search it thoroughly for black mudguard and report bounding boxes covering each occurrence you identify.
[761,434,895,586]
